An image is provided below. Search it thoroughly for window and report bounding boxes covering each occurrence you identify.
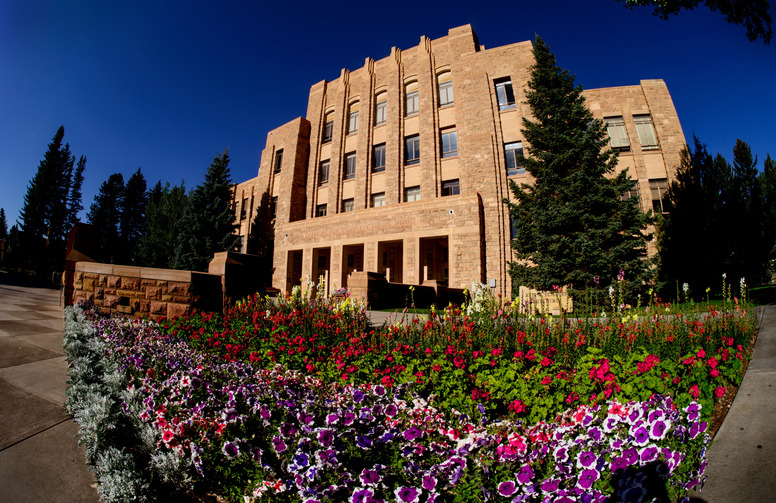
[372,143,386,172]
[240,198,248,220]
[509,215,518,240]
[344,153,356,180]
[371,192,385,208]
[405,82,419,116]
[405,186,421,202]
[315,204,327,217]
[495,77,516,110]
[634,114,659,150]
[347,102,359,134]
[322,111,334,143]
[270,196,277,219]
[273,149,283,173]
[375,93,387,125]
[621,182,641,209]
[441,179,460,196]
[405,135,420,165]
[605,116,630,151]
[441,130,458,158]
[342,198,354,212]
[505,142,525,175]
[649,178,669,214]
[438,72,453,106]
[319,160,330,185]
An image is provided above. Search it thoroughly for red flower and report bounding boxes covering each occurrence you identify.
[508,399,526,414]
[541,375,553,386]
[453,356,466,369]
[715,386,726,398]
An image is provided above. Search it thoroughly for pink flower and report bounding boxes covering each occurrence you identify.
[453,356,466,369]
[509,399,526,414]
[697,348,706,358]
[541,375,553,385]
[689,384,700,399]
[710,368,720,377]
[715,386,726,398]
[540,357,552,367]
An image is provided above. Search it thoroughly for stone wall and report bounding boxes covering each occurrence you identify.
[72,262,222,319]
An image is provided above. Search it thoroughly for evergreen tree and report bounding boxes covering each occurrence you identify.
[18,125,81,275]
[137,181,189,269]
[505,36,652,301]
[67,156,86,232]
[119,168,148,265]
[658,138,732,294]
[0,208,7,241]
[175,151,238,271]
[761,154,776,277]
[87,173,125,263]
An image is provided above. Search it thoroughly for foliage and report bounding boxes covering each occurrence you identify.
[505,36,652,303]
[88,173,125,264]
[175,151,238,271]
[618,0,773,43]
[17,126,86,275]
[137,181,189,269]
[120,168,148,265]
[0,208,7,241]
[65,302,721,502]
[659,138,774,296]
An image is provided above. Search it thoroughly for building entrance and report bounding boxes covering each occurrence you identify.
[377,241,403,283]
[419,237,449,284]
[342,244,364,288]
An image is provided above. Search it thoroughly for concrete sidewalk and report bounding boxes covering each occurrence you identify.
[0,277,99,503]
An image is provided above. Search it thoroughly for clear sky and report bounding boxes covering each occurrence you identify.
[1,0,774,227]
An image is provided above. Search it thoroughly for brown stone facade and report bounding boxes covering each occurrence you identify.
[72,262,222,319]
[232,25,686,299]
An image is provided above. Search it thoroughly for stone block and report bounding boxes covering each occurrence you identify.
[107,276,121,288]
[121,277,140,290]
[117,289,137,298]
[167,282,192,295]
[150,301,167,316]
[145,287,160,299]
[161,294,172,302]
[167,303,191,318]
[139,300,151,313]
[82,278,95,291]
[116,305,133,314]
[104,295,119,309]
[172,295,192,304]
[94,288,105,300]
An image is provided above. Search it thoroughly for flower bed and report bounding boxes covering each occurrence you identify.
[64,291,755,502]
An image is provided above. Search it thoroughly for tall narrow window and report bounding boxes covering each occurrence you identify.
[634,114,659,150]
[318,160,330,185]
[322,111,334,143]
[375,92,387,126]
[605,116,630,150]
[404,186,421,202]
[649,178,669,214]
[405,82,419,116]
[344,153,356,180]
[240,198,248,220]
[438,72,453,107]
[495,77,516,110]
[405,135,420,165]
[342,198,354,212]
[372,143,386,172]
[371,192,385,208]
[347,102,359,134]
[273,149,283,173]
[315,204,327,217]
[441,179,460,196]
[505,141,525,175]
[441,129,458,158]
[270,196,277,219]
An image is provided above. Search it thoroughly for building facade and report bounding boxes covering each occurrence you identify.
[232,25,686,298]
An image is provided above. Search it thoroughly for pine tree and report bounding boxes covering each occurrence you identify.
[174,151,238,271]
[0,208,7,241]
[87,173,125,264]
[18,125,80,275]
[67,156,86,232]
[119,168,148,265]
[137,181,189,269]
[761,154,776,277]
[505,36,652,301]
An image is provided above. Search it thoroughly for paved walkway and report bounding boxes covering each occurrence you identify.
[0,276,99,502]
[0,277,773,501]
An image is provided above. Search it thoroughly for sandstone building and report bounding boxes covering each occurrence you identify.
[231,25,686,299]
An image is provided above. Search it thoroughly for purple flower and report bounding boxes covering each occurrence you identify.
[360,469,381,486]
[649,419,670,440]
[222,441,239,459]
[632,426,650,446]
[577,468,600,490]
[317,429,334,447]
[373,384,386,396]
[622,447,639,465]
[517,464,534,485]
[271,436,287,454]
[385,404,398,417]
[422,474,437,491]
[403,426,422,441]
[353,389,365,402]
[394,486,420,503]
[280,422,298,438]
[620,485,646,503]
[684,402,701,422]
[316,448,338,466]
[294,452,309,468]
[357,435,373,449]
[610,456,629,472]
[343,411,356,425]
[577,451,596,469]
[351,487,374,503]
[497,481,517,497]
[540,477,560,492]
[326,413,339,425]
[588,427,602,442]
[554,446,569,463]
[639,445,659,464]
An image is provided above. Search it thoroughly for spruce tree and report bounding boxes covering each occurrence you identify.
[67,156,86,232]
[18,125,81,275]
[137,181,189,269]
[119,168,148,265]
[87,173,125,263]
[505,36,652,301]
[174,151,238,271]
[0,208,7,241]
[761,154,776,277]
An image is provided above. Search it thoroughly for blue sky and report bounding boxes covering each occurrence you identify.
[1,0,774,226]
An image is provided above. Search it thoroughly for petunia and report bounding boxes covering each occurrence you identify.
[222,440,239,459]
[631,426,650,446]
[540,477,560,493]
[497,480,517,497]
[649,419,671,440]
[422,474,437,491]
[360,469,381,486]
[576,451,596,469]
[576,468,600,490]
[351,487,374,503]
[394,486,421,503]
[404,426,422,441]
[517,464,534,485]
[639,445,659,464]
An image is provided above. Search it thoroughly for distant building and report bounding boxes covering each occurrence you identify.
[232,25,686,298]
